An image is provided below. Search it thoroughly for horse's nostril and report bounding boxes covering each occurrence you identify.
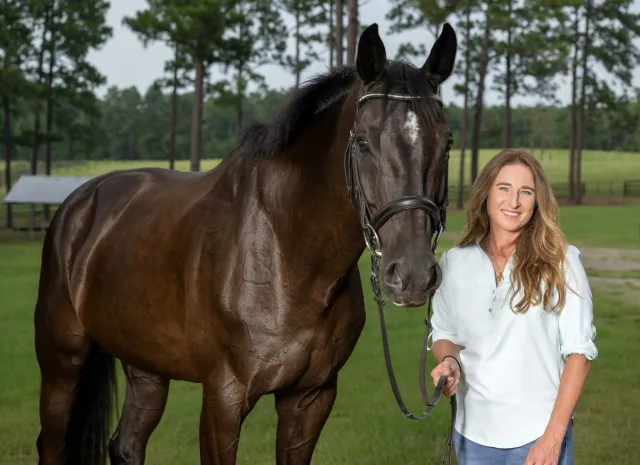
[383,262,405,291]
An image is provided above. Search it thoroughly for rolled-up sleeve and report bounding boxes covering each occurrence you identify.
[431,251,460,345]
[558,245,598,361]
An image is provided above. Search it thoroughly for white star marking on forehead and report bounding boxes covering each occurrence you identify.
[404,110,420,145]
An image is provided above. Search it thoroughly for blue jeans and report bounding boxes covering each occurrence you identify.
[453,420,574,465]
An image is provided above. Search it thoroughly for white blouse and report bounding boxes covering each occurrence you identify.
[431,239,598,448]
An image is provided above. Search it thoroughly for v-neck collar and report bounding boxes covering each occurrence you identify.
[474,233,516,283]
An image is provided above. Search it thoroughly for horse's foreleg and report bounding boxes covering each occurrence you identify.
[108,364,170,465]
[199,376,253,465]
[274,375,338,465]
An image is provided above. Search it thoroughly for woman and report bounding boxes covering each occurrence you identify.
[429,149,597,465]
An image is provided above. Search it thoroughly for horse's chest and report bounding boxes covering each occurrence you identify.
[230,260,366,391]
[275,286,366,390]
[252,311,364,394]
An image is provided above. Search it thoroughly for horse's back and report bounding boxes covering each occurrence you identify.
[45,166,206,278]
[52,161,238,256]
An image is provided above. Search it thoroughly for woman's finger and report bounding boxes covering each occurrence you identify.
[444,379,460,396]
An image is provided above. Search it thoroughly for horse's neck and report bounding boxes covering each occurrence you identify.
[259,89,364,272]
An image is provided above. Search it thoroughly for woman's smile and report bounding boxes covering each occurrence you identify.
[502,209,521,219]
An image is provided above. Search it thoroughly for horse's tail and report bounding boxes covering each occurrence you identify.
[65,341,118,465]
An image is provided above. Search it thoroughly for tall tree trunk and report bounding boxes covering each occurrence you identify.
[68,133,74,160]
[30,4,52,176]
[44,0,57,221]
[503,0,512,149]
[295,6,301,88]
[471,15,490,184]
[169,61,177,170]
[129,126,135,160]
[575,0,591,205]
[236,97,243,141]
[328,0,334,68]
[236,94,244,142]
[31,117,41,176]
[44,65,55,177]
[457,3,472,209]
[236,67,245,141]
[335,0,343,67]
[346,0,358,65]
[45,0,56,176]
[2,97,12,229]
[568,7,580,202]
[190,56,204,172]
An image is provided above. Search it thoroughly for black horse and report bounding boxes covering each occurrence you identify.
[34,23,457,465]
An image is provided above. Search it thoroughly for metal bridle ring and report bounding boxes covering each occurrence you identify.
[363,224,383,257]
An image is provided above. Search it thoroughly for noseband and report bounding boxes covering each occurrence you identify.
[344,89,458,464]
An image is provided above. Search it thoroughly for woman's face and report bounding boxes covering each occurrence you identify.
[486,163,536,235]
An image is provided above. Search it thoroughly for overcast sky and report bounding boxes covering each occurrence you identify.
[87,0,640,107]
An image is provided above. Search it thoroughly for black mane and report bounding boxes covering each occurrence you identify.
[238,67,357,161]
[238,60,443,161]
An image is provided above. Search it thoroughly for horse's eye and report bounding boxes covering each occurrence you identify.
[356,138,369,153]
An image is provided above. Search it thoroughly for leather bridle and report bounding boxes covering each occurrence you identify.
[344,88,459,464]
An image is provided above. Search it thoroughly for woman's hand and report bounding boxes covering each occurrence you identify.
[430,358,460,397]
[523,432,562,465]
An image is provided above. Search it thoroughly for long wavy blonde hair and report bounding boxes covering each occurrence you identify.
[456,149,569,314]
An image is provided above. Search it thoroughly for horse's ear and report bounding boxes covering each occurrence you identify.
[356,23,387,83]
[422,23,457,86]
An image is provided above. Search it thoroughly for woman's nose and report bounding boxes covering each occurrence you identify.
[510,192,520,208]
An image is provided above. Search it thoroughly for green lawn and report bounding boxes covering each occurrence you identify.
[1,204,639,464]
[5,148,640,185]
[448,148,640,184]
[51,158,223,176]
[4,158,221,178]
[444,204,640,249]
[4,148,640,231]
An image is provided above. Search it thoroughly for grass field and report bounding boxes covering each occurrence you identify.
[3,148,640,184]
[1,200,639,464]
[3,148,640,230]
[453,148,640,184]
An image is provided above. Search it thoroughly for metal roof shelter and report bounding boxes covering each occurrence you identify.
[4,175,93,205]
[3,175,94,231]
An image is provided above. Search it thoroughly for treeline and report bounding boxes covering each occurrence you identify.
[2,0,640,207]
[5,84,640,165]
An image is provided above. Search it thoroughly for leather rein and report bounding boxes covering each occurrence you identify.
[344,89,459,464]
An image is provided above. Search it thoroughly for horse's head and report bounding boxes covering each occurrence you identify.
[346,23,457,307]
